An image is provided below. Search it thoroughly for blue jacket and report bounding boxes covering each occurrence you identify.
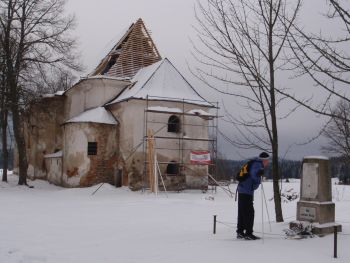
[237,158,263,195]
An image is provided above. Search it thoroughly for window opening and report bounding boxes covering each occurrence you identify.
[168,115,180,133]
[166,161,179,176]
[88,142,97,155]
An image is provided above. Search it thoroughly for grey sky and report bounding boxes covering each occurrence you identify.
[66,0,347,161]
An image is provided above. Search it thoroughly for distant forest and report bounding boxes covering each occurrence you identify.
[214,157,350,184]
[1,151,349,184]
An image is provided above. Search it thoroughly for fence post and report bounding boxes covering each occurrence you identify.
[334,226,338,258]
[213,215,217,234]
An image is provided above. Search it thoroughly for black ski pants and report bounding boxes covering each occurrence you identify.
[237,193,254,235]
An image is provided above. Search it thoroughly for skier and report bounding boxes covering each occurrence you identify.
[236,152,270,240]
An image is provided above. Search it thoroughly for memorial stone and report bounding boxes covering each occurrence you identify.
[290,156,342,235]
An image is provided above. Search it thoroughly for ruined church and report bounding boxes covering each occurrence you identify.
[16,19,217,190]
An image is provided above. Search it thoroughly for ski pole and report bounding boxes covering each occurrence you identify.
[261,182,264,242]
[91,182,104,195]
[261,183,272,232]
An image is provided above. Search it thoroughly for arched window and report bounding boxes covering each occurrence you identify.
[166,161,179,176]
[168,115,180,133]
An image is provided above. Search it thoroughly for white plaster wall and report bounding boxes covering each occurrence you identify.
[27,165,34,179]
[45,157,62,185]
[65,78,129,120]
[144,101,211,164]
[110,100,211,159]
[111,101,144,159]
[62,125,91,187]
[109,99,213,188]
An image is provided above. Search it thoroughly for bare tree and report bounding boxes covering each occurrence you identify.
[322,99,350,160]
[0,99,9,183]
[193,0,302,222]
[0,26,9,182]
[0,0,81,185]
[282,0,350,122]
[35,68,77,94]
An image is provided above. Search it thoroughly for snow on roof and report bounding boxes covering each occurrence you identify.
[55,91,64,96]
[303,156,329,160]
[147,106,182,114]
[107,58,214,107]
[44,151,63,158]
[41,90,65,98]
[65,107,118,125]
[63,75,130,95]
[187,109,216,117]
[83,75,131,82]
[147,106,215,118]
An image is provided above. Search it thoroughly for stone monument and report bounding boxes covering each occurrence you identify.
[290,156,342,235]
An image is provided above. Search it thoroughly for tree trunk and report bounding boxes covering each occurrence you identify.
[11,105,28,185]
[272,144,283,222]
[1,109,8,182]
[268,8,283,222]
[270,82,283,222]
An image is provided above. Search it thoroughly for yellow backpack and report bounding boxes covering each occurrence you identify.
[236,160,253,182]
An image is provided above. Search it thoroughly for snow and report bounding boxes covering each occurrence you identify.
[147,107,215,118]
[41,91,64,98]
[55,91,64,96]
[84,75,131,82]
[187,109,216,117]
[1,174,350,263]
[303,156,329,160]
[44,151,63,158]
[147,106,183,113]
[64,107,118,125]
[107,58,214,107]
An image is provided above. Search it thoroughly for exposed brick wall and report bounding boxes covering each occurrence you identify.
[77,123,119,187]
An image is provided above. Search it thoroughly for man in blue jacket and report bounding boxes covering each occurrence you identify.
[236,152,270,240]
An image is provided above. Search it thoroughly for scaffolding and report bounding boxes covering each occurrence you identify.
[142,96,219,192]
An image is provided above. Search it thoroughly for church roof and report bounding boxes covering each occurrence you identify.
[64,107,118,125]
[106,58,214,107]
[89,18,161,79]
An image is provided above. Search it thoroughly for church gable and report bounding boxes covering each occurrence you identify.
[90,18,161,79]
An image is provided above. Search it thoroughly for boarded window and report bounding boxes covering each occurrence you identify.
[88,142,97,155]
[166,161,179,176]
[168,115,180,133]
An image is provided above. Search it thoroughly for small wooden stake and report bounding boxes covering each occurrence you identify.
[213,215,217,234]
[334,226,338,258]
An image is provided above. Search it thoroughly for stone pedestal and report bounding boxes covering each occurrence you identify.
[290,156,342,235]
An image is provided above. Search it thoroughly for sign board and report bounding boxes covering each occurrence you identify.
[300,206,316,221]
[302,163,319,199]
[190,151,211,164]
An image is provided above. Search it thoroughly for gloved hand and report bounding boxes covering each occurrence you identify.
[257,169,264,177]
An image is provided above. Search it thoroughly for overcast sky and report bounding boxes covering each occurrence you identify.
[65,0,347,161]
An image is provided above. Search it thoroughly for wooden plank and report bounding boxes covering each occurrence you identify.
[93,18,161,79]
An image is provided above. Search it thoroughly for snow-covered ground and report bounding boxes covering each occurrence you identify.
[1,172,350,263]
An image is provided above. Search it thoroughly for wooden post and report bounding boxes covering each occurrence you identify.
[147,129,155,192]
[334,226,338,258]
[213,215,217,234]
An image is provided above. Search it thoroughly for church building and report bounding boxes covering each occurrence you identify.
[17,19,218,191]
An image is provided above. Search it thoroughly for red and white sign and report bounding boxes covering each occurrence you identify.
[190,151,211,164]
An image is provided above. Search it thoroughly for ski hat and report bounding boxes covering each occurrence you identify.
[259,152,270,160]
